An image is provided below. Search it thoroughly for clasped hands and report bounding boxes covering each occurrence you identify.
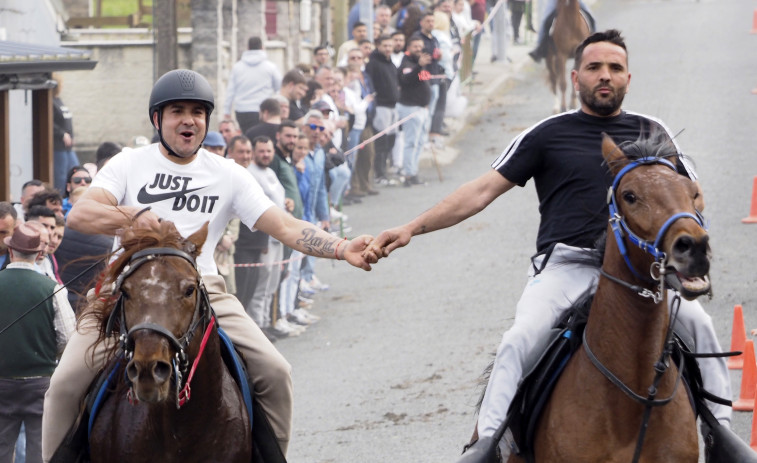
[342,226,412,271]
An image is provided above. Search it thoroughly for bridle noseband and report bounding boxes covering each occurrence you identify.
[105,247,214,409]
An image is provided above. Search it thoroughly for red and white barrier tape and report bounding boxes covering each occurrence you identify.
[233,253,306,268]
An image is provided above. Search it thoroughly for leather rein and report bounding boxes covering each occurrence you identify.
[104,247,215,409]
[588,157,706,463]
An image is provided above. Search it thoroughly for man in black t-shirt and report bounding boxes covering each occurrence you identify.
[369,29,731,455]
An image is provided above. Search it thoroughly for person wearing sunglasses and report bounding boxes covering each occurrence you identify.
[61,166,91,218]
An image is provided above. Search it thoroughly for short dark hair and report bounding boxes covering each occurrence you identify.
[574,29,627,70]
[391,30,405,39]
[26,205,56,222]
[314,45,327,55]
[260,98,281,116]
[358,39,372,46]
[27,189,61,210]
[64,166,90,198]
[252,135,273,149]
[282,69,308,87]
[96,141,123,171]
[0,201,17,221]
[228,135,251,153]
[22,179,44,192]
[376,34,392,45]
[353,21,366,30]
[278,120,297,133]
[248,36,263,50]
[408,35,424,46]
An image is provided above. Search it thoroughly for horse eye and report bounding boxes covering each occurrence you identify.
[184,285,196,298]
[622,192,637,204]
[121,289,130,300]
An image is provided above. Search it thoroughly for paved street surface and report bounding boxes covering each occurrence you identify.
[279,0,757,461]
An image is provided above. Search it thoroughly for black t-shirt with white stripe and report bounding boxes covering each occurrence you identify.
[492,110,695,253]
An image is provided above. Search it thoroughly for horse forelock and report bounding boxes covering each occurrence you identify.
[89,220,188,358]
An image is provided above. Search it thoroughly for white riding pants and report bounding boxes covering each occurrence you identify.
[477,243,732,439]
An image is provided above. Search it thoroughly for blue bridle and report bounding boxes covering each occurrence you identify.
[607,156,707,288]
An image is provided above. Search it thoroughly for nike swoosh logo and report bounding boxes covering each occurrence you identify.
[137,185,205,204]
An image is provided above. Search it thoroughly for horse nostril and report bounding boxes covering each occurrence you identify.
[673,235,695,257]
[152,361,172,383]
[126,361,139,383]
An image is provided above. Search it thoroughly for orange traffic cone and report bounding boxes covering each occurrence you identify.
[733,340,757,411]
[729,304,747,369]
[751,396,757,451]
[743,177,757,223]
[752,9,757,34]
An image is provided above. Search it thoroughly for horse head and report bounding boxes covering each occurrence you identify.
[111,221,209,403]
[601,133,711,301]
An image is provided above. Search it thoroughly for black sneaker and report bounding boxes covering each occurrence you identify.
[529,49,542,63]
[409,175,426,186]
[262,327,281,342]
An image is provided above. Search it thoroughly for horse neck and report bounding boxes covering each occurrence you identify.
[585,238,670,388]
[557,0,580,13]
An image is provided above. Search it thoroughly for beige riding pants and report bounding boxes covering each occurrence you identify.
[41,274,292,461]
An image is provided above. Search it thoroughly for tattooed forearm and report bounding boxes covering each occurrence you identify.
[296,228,338,256]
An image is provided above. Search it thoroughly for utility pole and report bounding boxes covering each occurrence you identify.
[154,0,178,78]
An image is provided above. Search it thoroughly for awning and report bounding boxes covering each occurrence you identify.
[0,40,97,90]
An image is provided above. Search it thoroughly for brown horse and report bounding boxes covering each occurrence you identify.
[88,221,252,462]
[523,134,708,462]
[545,0,591,113]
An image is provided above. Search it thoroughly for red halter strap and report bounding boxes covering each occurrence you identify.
[177,315,216,408]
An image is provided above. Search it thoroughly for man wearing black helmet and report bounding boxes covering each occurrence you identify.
[42,69,377,461]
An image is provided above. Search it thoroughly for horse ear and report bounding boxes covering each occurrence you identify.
[183,222,209,258]
[601,132,627,175]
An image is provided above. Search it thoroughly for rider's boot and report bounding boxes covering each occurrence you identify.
[457,436,501,463]
[528,39,548,63]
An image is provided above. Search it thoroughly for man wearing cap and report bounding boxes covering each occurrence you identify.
[0,223,75,463]
[43,69,376,461]
[202,131,226,156]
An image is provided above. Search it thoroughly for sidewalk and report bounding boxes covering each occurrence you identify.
[419,32,535,169]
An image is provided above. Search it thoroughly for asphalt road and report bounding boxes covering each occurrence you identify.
[279,0,757,461]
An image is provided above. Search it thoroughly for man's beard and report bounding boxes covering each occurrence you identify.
[578,81,627,116]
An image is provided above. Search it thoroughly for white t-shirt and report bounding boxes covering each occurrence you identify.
[92,143,274,275]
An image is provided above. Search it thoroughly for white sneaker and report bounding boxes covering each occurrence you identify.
[308,275,330,292]
[330,207,348,221]
[299,280,316,296]
[283,318,307,334]
[293,308,321,323]
[272,319,305,336]
[331,224,353,235]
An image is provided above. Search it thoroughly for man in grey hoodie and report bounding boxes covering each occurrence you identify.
[224,36,283,133]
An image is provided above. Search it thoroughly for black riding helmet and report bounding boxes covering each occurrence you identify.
[149,69,215,158]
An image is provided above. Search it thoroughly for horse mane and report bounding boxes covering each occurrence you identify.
[606,125,694,173]
[86,220,187,361]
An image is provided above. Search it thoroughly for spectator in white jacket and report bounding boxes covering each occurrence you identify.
[223,36,282,133]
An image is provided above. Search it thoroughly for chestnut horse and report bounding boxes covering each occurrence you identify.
[522,134,708,462]
[545,0,591,113]
[87,222,253,462]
